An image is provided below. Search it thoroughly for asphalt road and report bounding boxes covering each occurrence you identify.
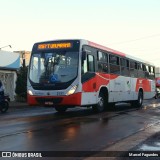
[1,99,160,160]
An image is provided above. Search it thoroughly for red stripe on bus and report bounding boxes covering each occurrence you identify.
[82,73,119,92]
[135,78,151,92]
[88,41,126,57]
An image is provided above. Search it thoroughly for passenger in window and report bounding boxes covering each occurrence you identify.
[54,57,60,73]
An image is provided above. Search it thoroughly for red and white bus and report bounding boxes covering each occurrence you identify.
[27,39,155,113]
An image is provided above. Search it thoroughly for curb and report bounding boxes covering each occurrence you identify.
[84,123,160,160]
[9,101,28,109]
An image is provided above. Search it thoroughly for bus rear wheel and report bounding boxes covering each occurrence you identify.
[92,92,106,112]
[55,106,67,113]
[131,91,143,108]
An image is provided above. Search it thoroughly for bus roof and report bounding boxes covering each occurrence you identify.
[88,41,126,57]
[87,40,154,66]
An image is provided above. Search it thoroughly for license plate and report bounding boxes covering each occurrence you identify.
[45,102,53,105]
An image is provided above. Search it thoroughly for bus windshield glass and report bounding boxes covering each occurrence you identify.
[29,51,79,84]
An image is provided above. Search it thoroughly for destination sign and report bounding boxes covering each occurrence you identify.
[38,42,72,49]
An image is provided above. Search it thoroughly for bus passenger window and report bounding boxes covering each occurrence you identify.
[98,51,108,73]
[137,63,145,78]
[145,65,150,78]
[143,64,146,71]
[82,54,95,74]
[109,55,119,65]
[130,61,136,77]
[98,51,103,61]
[149,66,155,79]
[98,63,108,73]
[109,55,120,74]
[88,55,95,72]
[98,51,108,62]
[121,58,129,76]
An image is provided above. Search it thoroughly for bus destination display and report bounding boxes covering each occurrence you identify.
[38,42,72,50]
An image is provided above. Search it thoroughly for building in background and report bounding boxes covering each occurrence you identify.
[14,51,31,66]
[0,50,20,101]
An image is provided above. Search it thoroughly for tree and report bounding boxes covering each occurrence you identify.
[15,65,28,100]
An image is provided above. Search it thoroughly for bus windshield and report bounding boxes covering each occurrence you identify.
[29,51,78,84]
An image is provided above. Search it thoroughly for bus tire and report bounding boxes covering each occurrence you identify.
[132,91,143,108]
[92,92,106,112]
[155,94,158,99]
[55,106,67,113]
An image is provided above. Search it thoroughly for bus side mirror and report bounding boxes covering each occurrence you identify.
[82,51,87,61]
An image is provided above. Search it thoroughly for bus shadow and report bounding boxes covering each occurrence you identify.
[52,103,140,119]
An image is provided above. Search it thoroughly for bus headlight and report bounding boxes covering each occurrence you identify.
[28,90,33,95]
[66,85,78,95]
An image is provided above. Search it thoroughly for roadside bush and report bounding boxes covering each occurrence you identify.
[15,66,28,101]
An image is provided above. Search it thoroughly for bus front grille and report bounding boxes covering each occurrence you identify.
[36,97,63,104]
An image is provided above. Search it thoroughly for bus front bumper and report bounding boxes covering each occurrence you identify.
[27,93,82,106]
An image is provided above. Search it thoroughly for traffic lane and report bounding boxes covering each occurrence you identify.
[0,103,129,137]
[0,107,98,137]
[0,104,160,152]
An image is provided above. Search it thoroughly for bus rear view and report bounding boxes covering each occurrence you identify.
[27,40,82,113]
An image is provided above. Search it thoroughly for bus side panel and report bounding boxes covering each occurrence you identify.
[109,76,155,102]
[130,78,138,101]
[136,78,151,92]
[81,73,118,105]
[81,92,97,105]
[109,76,126,102]
[119,76,132,102]
[135,78,155,99]
[130,78,155,101]
[81,73,109,105]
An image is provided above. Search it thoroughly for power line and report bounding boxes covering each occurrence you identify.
[149,58,160,61]
[0,45,12,50]
[110,33,160,45]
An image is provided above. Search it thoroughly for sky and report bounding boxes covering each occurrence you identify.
[0,0,160,66]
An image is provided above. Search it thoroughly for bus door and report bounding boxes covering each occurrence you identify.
[81,47,97,105]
